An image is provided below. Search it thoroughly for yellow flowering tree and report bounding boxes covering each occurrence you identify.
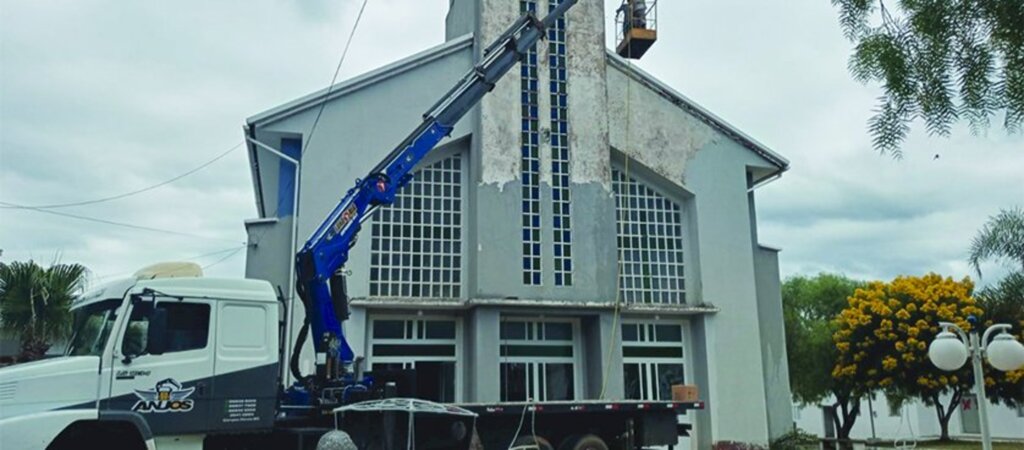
[833,273,984,441]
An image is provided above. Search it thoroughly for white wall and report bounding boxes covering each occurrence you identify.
[794,392,1024,442]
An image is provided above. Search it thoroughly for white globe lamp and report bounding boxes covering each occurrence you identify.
[928,330,969,371]
[985,333,1024,372]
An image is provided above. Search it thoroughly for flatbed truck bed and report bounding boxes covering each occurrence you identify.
[458,400,704,450]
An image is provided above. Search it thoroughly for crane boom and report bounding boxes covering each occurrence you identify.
[294,0,578,385]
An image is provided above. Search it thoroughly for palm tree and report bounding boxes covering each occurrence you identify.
[970,208,1024,408]
[969,206,1024,277]
[0,260,89,361]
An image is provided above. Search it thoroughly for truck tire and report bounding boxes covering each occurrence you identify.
[557,434,608,450]
[512,435,554,450]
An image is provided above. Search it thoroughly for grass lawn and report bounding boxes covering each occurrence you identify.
[911,441,1024,450]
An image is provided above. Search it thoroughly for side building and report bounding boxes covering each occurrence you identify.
[241,1,793,447]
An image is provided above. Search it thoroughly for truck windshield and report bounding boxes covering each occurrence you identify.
[66,299,122,356]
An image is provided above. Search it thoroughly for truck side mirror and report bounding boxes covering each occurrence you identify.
[147,308,169,355]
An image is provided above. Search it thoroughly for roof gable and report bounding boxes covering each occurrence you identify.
[248,34,474,127]
[606,51,789,171]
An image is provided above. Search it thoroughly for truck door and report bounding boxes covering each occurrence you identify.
[209,300,278,431]
[105,298,217,436]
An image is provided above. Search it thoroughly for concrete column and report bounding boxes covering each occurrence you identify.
[347,306,368,371]
[582,311,624,399]
[466,307,501,402]
[686,147,772,447]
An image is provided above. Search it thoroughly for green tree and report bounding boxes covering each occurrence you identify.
[831,0,1024,156]
[0,260,89,361]
[783,274,865,442]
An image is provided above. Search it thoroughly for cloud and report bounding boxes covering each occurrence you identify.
[2,0,1021,291]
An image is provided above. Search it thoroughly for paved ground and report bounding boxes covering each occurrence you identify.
[912,441,1023,450]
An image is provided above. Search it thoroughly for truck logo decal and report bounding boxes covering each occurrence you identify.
[132,378,195,413]
[331,204,358,237]
[116,369,151,380]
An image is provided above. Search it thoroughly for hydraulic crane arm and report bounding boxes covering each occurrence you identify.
[294,0,578,382]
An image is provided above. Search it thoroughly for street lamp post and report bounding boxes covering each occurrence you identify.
[927,316,1024,450]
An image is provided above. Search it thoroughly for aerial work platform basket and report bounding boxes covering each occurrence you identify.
[615,0,658,59]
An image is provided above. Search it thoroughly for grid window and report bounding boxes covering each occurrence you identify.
[520,0,542,286]
[612,168,686,304]
[622,321,686,402]
[369,156,462,298]
[549,0,572,287]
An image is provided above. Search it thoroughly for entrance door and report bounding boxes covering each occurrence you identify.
[105,299,216,436]
[822,406,836,438]
[498,319,580,402]
[960,395,981,434]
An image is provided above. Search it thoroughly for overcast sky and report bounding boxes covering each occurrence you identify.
[1,0,1021,289]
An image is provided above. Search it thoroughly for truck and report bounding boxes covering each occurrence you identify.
[0,1,704,449]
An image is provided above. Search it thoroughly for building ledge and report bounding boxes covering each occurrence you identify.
[350,297,719,315]
[758,243,783,252]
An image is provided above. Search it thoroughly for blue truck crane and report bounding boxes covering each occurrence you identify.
[293,0,579,392]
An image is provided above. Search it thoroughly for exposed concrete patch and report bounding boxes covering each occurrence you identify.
[478,0,522,189]
[566,0,611,190]
[607,67,717,186]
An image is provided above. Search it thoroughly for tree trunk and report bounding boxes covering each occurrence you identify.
[932,390,963,442]
[937,406,950,442]
[831,394,859,450]
[18,337,50,362]
[839,400,860,450]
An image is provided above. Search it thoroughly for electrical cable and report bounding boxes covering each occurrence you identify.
[247,0,370,258]
[90,244,247,281]
[598,25,635,398]
[279,0,371,386]
[202,245,246,270]
[303,0,370,154]
[507,400,532,450]
[892,401,917,450]
[1,201,244,244]
[0,142,243,210]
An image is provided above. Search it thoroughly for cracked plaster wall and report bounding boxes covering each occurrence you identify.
[607,66,717,187]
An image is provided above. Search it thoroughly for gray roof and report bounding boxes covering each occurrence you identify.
[606,51,790,171]
[247,33,474,127]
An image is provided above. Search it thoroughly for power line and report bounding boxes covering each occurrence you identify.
[1,201,244,244]
[249,0,371,249]
[202,245,246,270]
[90,244,247,281]
[1,142,243,210]
[304,0,370,154]
[190,244,248,261]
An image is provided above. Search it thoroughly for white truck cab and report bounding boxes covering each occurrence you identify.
[0,273,280,450]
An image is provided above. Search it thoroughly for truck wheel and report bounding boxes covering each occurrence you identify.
[558,434,608,450]
[512,435,554,450]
